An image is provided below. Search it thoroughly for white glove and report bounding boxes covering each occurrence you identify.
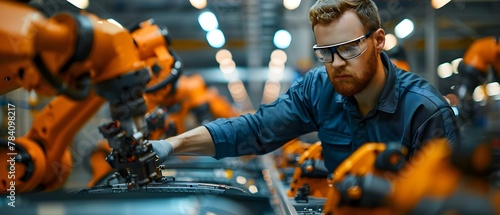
[149,140,174,164]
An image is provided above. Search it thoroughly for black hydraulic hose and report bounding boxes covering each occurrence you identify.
[144,49,183,93]
[33,54,91,100]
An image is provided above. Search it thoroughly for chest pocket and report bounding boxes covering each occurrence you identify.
[318,131,353,172]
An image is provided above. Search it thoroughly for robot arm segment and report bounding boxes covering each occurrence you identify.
[455,37,500,122]
[0,1,163,191]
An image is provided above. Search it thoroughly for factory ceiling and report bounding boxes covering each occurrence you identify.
[30,0,500,73]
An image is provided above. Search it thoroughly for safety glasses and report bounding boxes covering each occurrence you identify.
[313,31,372,63]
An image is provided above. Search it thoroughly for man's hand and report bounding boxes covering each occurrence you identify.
[149,140,174,164]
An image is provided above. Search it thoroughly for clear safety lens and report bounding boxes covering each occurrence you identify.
[313,31,372,63]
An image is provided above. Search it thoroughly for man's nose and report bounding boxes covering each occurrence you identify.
[330,52,347,68]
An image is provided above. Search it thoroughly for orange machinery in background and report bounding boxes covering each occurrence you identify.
[0,1,181,193]
[390,59,410,72]
[322,132,499,215]
[85,18,180,187]
[88,73,240,187]
[145,73,240,139]
[285,141,330,199]
[127,20,239,140]
[274,138,313,170]
[87,19,240,187]
[452,37,500,125]
[387,46,411,72]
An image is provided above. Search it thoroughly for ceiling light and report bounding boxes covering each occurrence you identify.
[216,49,232,63]
[273,30,292,49]
[206,29,225,48]
[198,11,218,32]
[269,59,285,74]
[283,0,301,10]
[432,0,451,9]
[190,0,207,9]
[270,49,287,63]
[383,34,398,51]
[394,19,414,39]
[67,0,88,9]
[219,58,235,74]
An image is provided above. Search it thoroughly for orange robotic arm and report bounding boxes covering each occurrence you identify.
[286,141,330,199]
[165,74,240,135]
[455,37,500,122]
[459,37,500,76]
[120,19,238,138]
[0,1,161,192]
[323,136,499,215]
[87,35,240,186]
[87,20,183,186]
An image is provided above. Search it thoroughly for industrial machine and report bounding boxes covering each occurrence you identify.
[285,141,329,199]
[85,18,240,184]
[0,0,242,191]
[273,138,314,183]
[0,0,177,193]
[0,3,281,215]
[88,73,240,187]
[322,132,500,215]
[3,1,497,215]
[454,37,500,127]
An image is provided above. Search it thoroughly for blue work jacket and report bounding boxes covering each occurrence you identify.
[204,52,459,172]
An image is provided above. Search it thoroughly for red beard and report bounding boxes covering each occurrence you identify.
[329,50,378,96]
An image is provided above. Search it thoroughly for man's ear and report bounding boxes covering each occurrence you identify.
[374,28,386,53]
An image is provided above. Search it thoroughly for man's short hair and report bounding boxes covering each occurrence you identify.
[309,0,381,32]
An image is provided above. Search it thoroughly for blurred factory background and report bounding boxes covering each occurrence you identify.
[24,0,500,109]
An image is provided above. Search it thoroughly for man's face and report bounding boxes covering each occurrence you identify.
[313,11,378,96]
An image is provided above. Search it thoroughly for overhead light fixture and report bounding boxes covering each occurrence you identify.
[432,0,451,9]
[283,0,301,10]
[262,81,281,104]
[206,29,225,48]
[273,29,292,49]
[394,19,414,39]
[228,80,249,103]
[383,34,398,51]
[198,11,218,32]
[216,49,232,63]
[67,0,88,9]
[268,59,285,74]
[190,0,207,9]
[219,58,235,74]
[270,49,287,64]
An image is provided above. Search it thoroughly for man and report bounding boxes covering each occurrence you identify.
[151,0,459,173]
